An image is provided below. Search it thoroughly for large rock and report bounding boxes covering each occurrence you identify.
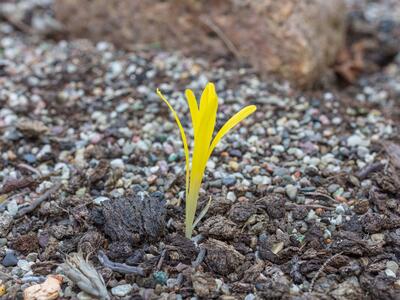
[54,0,347,86]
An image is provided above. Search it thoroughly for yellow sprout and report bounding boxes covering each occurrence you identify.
[157,82,256,238]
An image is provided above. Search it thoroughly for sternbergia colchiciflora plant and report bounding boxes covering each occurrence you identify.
[157,82,256,238]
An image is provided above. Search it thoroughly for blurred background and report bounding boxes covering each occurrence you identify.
[0,0,399,88]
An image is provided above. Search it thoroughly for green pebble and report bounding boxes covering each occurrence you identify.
[296,234,305,243]
[168,153,178,162]
[153,271,168,285]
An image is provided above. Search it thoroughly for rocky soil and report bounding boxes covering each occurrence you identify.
[0,0,400,299]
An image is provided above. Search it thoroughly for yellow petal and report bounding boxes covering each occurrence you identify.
[208,105,256,158]
[185,89,199,133]
[157,89,190,196]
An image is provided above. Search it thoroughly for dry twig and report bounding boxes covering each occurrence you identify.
[199,15,242,61]
[303,192,336,203]
[157,249,167,270]
[98,251,144,276]
[16,182,62,217]
[285,202,335,211]
[357,162,385,180]
[309,252,343,292]
[192,247,206,268]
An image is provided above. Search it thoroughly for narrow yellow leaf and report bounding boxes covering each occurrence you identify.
[157,89,191,196]
[185,89,199,133]
[192,196,212,229]
[208,105,257,158]
[185,83,218,238]
[196,82,218,167]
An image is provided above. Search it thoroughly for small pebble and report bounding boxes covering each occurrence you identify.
[222,176,236,186]
[285,184,298,200]
[328,184,340,194]
[229,149,242,158]
[252,175,271,185]
[347,135,370,147]
[371,233,384,242]
[0,238,7,247]
[17,259,31,272]
[93,196,110,205]
[304,166,319,176]
[227,191,236,202]
[26,253,38,262]
[245,293,256,300]
[307,210,317,221]
[153,271,168,285]
[385,269,396,278]
[110,158,125,169]
[335,205,345,214]
[386,261,399,274]
[111,284,133,297]
[273,167,290,177]
[23,154,36,163]
[6,200,18,216]
[123,143,135,155]
[2,251,18,267]
[229,161,239,171]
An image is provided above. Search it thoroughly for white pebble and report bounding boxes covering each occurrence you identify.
[110,158,125,169]
[111,284,133,297]
[227,191,236,202]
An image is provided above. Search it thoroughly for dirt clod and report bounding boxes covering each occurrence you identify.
[12,233,39,255]
[204,239,245,276]
[228,201,257,224]
[199,215,238,240]
[191,271,219,299]
[101,193,166,245]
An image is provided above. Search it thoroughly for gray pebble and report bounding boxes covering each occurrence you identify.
[229,149,242,158]
[245,294,256,300]
[26,253,38,262]
[17,259,31,271]
[6,199,18,216]
[2,250,18,267]
[0,238,7,247]
[94,196,110,205]
[285,184,298,200]
[252,175,271,185]
[357,146,370,158]
[209,179,222,188]
[385,269,396,278]
[328,184,340,194]
[123,143,135,155]
[304,166,319,176]
[386,261,399,274]
[0,212,13,237]
[347,135,370,147]
[110,158,125,169]
[23,153,36,163]
[111,284,133,297]
[273,167,290,177]
[222,176,236,186]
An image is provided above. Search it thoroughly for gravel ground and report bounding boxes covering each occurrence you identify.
[0,1,400,299]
